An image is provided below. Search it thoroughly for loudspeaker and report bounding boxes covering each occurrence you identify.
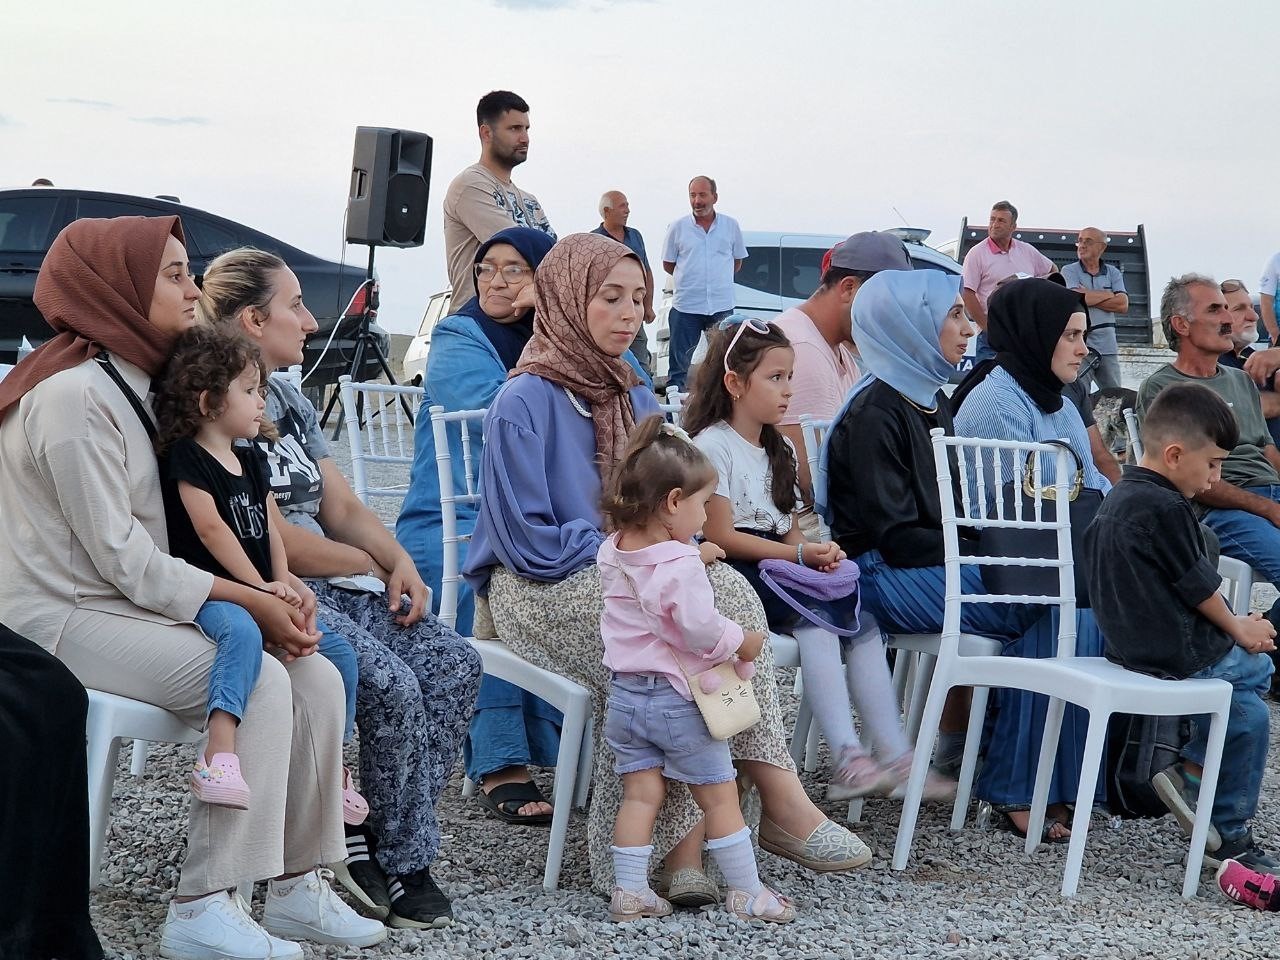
[345,126,433,248]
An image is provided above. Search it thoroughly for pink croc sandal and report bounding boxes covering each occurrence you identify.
[190,752,251,809]
[342,767,369,826]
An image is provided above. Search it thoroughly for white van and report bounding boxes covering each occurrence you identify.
[648,228,962,390]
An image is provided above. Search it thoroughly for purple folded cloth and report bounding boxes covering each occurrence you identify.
[757,558,866,638]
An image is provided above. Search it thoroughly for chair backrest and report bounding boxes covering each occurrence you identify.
[1123,407,1143,461]
[1217,555,1254,615]
[430,404,488,629]
[661,387,688,427]
[337,375,425,509]
[930,428,1080,657]
[799,415,833,538]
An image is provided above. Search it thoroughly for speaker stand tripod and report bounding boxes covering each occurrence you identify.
[320,245,415,438]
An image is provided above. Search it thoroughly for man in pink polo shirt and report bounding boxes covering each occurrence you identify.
[776,231,911,531]
[961,201,1057,361]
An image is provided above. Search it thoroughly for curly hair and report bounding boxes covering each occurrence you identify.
[601,415,718,532]
[154,326,271,452]
[682,320,798,515]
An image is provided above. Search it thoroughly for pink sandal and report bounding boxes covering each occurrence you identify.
[190,752,251,809]
[342,767,369,826]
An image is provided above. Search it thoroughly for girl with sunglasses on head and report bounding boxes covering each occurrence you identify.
[683,316,952,801]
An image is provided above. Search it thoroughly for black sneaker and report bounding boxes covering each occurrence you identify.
[331,827,392,920]
[1206,829,1280,874]
[388,866,453,929]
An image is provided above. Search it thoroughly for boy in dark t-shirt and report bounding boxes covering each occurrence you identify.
[1086,382,1279,897]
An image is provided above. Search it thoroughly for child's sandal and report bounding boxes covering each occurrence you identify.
[725,886,797,924]
[342,766,369,826]
[190,752,251,810]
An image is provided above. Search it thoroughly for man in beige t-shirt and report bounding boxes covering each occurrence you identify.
[776,231,910,529]
[443,90,555,313]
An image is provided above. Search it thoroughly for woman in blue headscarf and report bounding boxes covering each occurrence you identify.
[822,270,1096,843]
[398,227,564,826]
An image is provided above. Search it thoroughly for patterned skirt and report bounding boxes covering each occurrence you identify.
[485,561,796,894]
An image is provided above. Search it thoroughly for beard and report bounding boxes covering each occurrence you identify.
[493,141,528,168]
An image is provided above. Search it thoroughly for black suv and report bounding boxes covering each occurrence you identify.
[0,188,390,386]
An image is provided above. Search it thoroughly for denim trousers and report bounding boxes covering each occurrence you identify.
[1202,485,1280,620]
[667,307,732,391]
[1182,643,1275,842]
[195,599,359,740]
[973,330,997,364]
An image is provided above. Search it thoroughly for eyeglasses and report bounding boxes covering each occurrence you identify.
[717,313,775,373]
[474,263,531,283]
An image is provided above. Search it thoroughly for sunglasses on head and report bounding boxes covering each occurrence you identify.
[717,314,776,373]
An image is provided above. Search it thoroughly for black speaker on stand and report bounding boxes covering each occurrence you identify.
[322,126,433,432]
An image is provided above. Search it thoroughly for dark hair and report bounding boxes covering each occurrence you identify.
[601,415,718,531]
[1141,382,1238,454]
[819,265,874,290]
[154,326,269,452]
[688,175,717,194]
[683,322,798,514]
[992,200,1018,222]
[477,90,530,128]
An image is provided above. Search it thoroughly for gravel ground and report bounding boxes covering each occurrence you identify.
[88,425,1280,960]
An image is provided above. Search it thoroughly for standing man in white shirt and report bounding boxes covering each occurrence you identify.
[661,176,747,391]
[442,90,555,314]
[1259,251,1280,344]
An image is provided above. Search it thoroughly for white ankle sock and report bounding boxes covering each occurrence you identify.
[844,624,910,759]
[793,624,859,752]
[705,826,763,896]
[610,844,653,893]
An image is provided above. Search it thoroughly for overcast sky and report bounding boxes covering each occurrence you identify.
[4,0,1277,335]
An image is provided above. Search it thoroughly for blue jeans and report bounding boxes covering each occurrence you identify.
[667,307,732,391]
[463,676,562,783]
[1183,643,1275,842]
[973,329,997,364]
[1201,484,1280,620]
[195,599,359,740]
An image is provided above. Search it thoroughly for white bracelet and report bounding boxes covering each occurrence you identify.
[796,542,805,566]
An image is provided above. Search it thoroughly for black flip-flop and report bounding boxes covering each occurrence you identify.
[999,810,1070,845]
[475,780,554,826]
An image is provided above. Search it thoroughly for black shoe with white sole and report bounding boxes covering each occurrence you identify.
[389,867,453,929]
[331,826,391,920]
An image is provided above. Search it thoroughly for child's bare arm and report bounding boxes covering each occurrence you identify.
[178,481,270,589]
[1196,592,1278,654]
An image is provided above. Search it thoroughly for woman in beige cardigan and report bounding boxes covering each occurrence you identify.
[0,216,385,960]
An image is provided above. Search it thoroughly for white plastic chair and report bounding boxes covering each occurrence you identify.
[891,429,1232,898]
[1123,407,1143,461]
[430,404,592,891]
[86,690,203,887]
[337,375,424,511]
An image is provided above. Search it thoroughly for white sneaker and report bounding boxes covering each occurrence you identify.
[261,868,388,947]
[159,890,302,960]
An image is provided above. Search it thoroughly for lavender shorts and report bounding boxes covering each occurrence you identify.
[604,673,736,786]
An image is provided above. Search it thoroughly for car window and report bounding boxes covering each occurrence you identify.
[735,245,780,296]
[418,292,451,337]
[76,197,165,220]
[184,217,243,258]
[0,197,59,252]
[779,247,824,300]
[910,256,953,273]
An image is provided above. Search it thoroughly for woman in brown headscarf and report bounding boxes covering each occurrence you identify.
[0,217,384,958]
[462,233,871,900]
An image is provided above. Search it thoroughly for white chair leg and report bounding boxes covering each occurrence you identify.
[85,721,122,888]
[950,685,990,832]
[905,654,937,741]
[803,718,822,773]
[129,739,150,777]
[236,881,254,903]
[544,694,588,891]
[893,677,951,870]
[1185,707,1229,898]
[461,776,477,798]
[846,798,864,824]
[891,648,912,711]
[1060,710,1108,896]
[1024,695,1067,851]
[788,697,809,767]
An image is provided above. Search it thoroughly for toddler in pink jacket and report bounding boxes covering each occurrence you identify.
[597,415,794,925]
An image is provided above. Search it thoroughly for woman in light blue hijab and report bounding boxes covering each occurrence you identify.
[823,270,1102,844]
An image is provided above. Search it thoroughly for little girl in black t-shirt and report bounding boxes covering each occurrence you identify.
[155,327,364,820]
